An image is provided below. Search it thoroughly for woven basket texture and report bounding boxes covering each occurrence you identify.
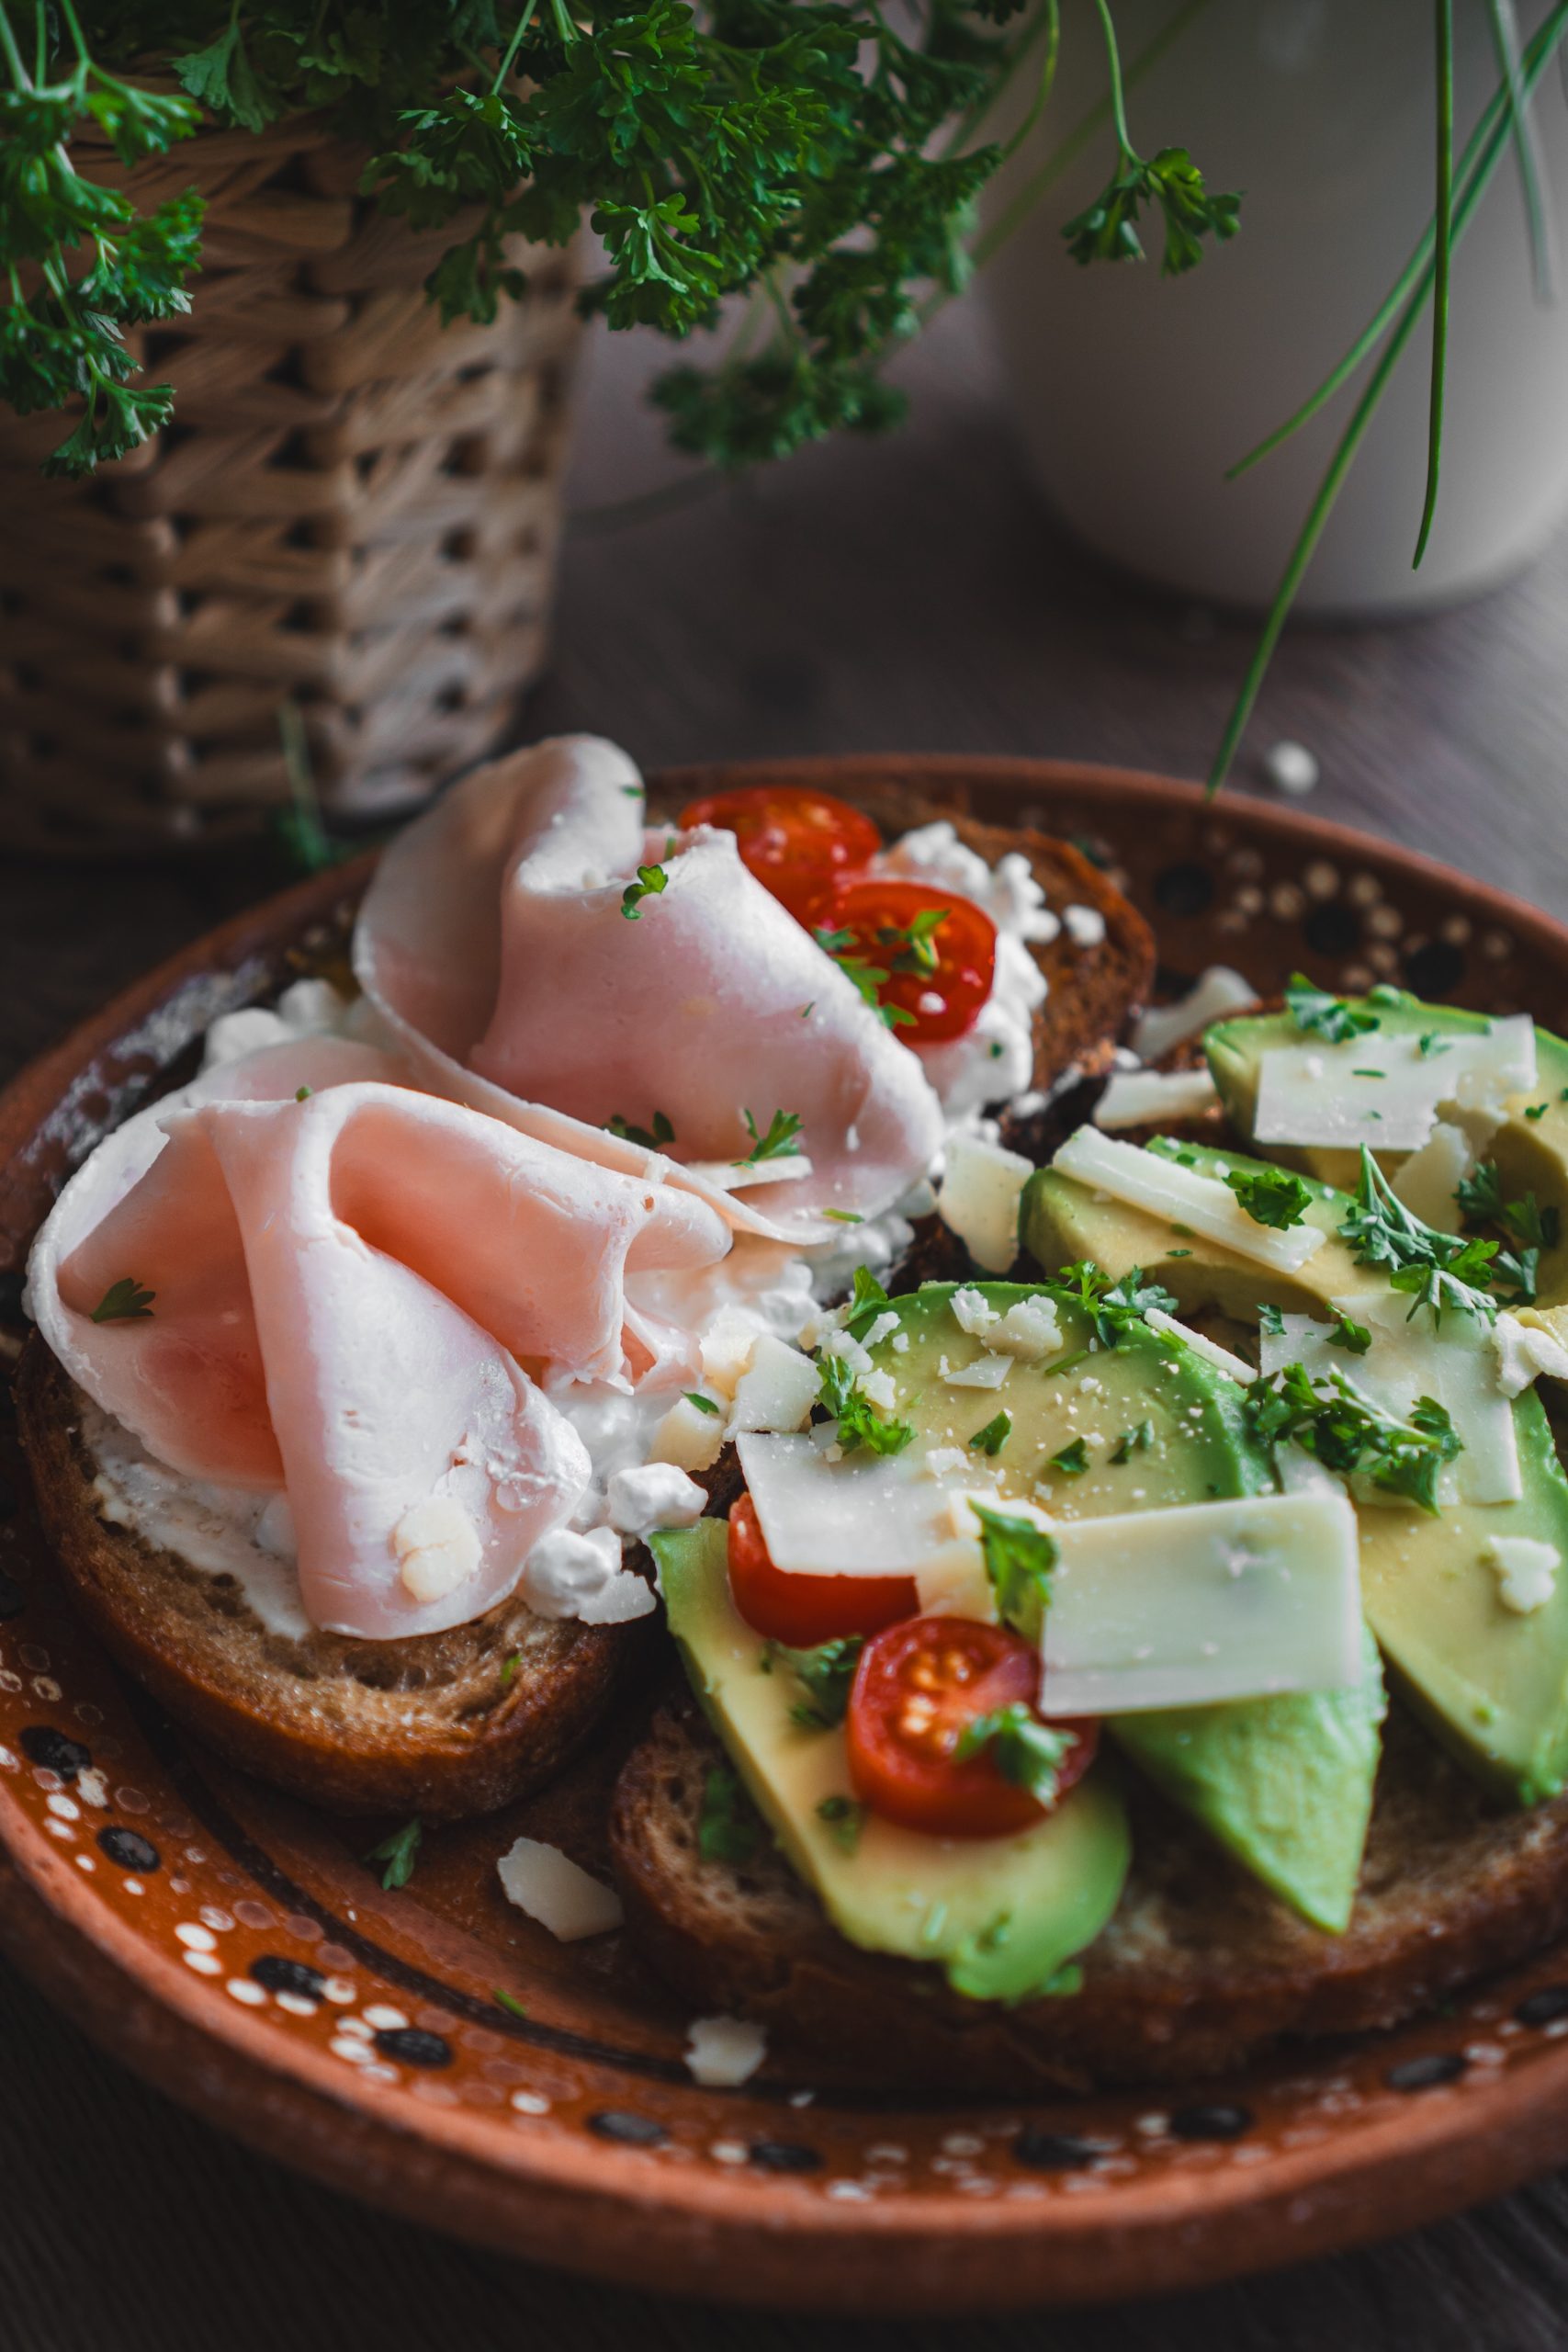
[0,114,582,855]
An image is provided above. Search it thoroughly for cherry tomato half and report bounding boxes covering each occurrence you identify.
[845,1617,1097,1840]
[678,786,881,925]
[727,1494,918,1647]
[818,876,997,1045]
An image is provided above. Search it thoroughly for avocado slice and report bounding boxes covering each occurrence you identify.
[654,1517,1131,2002]
[1024,1139,1568,1803]
[855,1282,1382,1930]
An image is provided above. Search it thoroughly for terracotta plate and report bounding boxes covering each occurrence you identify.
[6,756,1568,2316]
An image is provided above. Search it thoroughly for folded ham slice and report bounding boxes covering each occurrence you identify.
[31,1060,732,1639]
[353,735,944,1239]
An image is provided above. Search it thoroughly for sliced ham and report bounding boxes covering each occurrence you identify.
[353,735,943,1238]
[31,1060,732,1639]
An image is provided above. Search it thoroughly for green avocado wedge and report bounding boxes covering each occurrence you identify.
[654,1519,1131,2003]
[854,1282,1382,1931]
[1023,1139,1568,1804]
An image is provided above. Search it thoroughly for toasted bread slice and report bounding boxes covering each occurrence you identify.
[16,1340,649,1820]
[611,1696,1568,2092]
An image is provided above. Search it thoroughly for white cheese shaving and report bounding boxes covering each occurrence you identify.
[1132,967,1258,1063]
[1495,1312,1568,1398]
[727,1334,821,1434]
[1389,1119,1472,1232]
[1254,1016,1536,1155]
[1483,1534,1560,1615]
[734,1432,972,1576]
[684,2014,768,2087]
[1143,1307,1252,1385]
[1041,1491,1363,1713]
[496,1836,625,1939]
[1094,1067,1220,1130]
[935,1133,1032,1272]
[648,1394,727,1475]
[942,1352,1012,1390]
[862,1310,902,1350]
[1051,1129,1326,1274]
[681,1155,814,1191]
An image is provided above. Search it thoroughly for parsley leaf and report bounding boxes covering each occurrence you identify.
[817,1351,914,1457]
[90,1276,155,1323]
[969,1409,1012,1456]
[682,1390,720,1416]
[1326,1311,1372,1354]
[1283,973,1381,1044]
[766,1635,864,1729]
[492,1987,530,2021]
[1339,1146,1497,1324]
[698,1765,760,1866]
[873,906,948,977]
[1247,1363,1461,1515]
[1110,1418,1154,1463]
[606,1109,675,1150]
[737,1108,803,1166]
[1224,1165,1314,1230]
[1046,1438,1089,1476]
[815,1793,867,1853]
[848,1266,892,1321]
[813,926,916,1031]
[1258,1303,1286,1337]
[620,863,669,921]
[367,1817,423,1891]
[971,1503,1057,1643]
[500,1649,522,1688]
[1456,1159,1506,1226]
[954,1703,1076,1804]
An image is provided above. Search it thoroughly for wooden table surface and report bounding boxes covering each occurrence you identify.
[6,304,1568,2349]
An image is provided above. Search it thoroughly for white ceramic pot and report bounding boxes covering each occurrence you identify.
[981,0,1568,614]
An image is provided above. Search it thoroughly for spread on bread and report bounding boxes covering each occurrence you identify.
[25,740,1568,2085]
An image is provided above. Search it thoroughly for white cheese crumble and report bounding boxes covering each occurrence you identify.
[496,1836,625,1939]
[605,1462,707,1540]
[522,1526,656,1623]
[1063,905,1106,948]
[951,1285,999,1337]
[684,2014,767,2087]
[392,1497,482,1603]
[649,1394,727,1475]
[1483,1535,1560,1615]
[1494,1313,1568,1398]
[984,1297,1063,1361]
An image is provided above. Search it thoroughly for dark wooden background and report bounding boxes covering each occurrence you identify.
[6,305,1568,2349]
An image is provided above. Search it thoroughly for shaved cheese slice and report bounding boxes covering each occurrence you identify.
[936,1133,1032,1272]
[942,1353,1012,1390]
[1496,1312,1568,1397]
[682,1156,813,1192]
[1143,1307,1252,1385]
[496,1836,624,1939]
[1051,1130,1326,1273]
[1041,1491,1363,1714]
[728,1335,821,1434]
[1255,1017,1536,1154]
[1094,1067,1220,1130]
[1133,967,1258,1063]
[735,1432,970,1576]
[1390,1119,1472,1232]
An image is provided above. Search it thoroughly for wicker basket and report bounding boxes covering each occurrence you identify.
[0,114,582,855]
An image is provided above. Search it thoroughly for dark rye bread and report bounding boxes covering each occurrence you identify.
[16,1340,649,1820]
[611,1696,1568,2092]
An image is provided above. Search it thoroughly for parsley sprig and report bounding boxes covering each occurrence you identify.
[1060,0,1238,276]
[697,1764,760,1866]
[1247,1363,1461,1517]
[737,1107,803,1166]
[817,1349,914,1456]
[813,925,917,1031]
[366,1816,423,1891]
[606,1109,675,1150]
[620,862,668,921]
[1338,1146,1499,1324]
[89,1275,155,1323]
[766,1635,863,1729]
[971,1502,1056,1643]
[954,1702,1076,1804]
[1225,1164,1314,1231]
[1044,1260,1177,1348]
[1283,974,1381,1044]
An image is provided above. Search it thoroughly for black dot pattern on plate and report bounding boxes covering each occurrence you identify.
[747,2142,822,2175]
[0,1566,24,1619]
[1386,2052,1469,2092]
[19,1725,92,1779]
[1168,2104,1252,2143]
[1013,2130,1102,2172]
[374,2027,452,2069]
[589,2110,668,2147]
[1516,1984,1568,2027]
[250,1954,326,2000]
[1302,901,1361,958]
[97,1826,159,1871]
[1403,938,1466,999]
[1152,863,1214,919]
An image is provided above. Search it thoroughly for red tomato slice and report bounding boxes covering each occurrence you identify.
[845,1617,1097,1839]
[818,877,997,1044]
[727,1494,918,1647]
[678,786,881,924]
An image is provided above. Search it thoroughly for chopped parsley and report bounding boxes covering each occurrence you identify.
[682,1391,720,1416]
[822,1209,863,1224]
[969,1409,1012,1456]
[815,1794,867,1854]
[972,1503,1057,1643]
[606,1109,675,1150]
[737,1107,804,1166]
[1258,1303,1286,1337]
[1455,1165,1558,1303]
[1046,1438,1089,1477]
[766,1635,864,1730]
[500,1650,522,1688]
[1338,1146,1498,1324]
[492,1987,530,2021]
[89,1276,155,1323]
[366,1817,423,1891]
[813,925,916,1031]
[295,1085,311,1102]
[848,1266,892,1319]
[1110,1419,1154,1463]
[697,1765,761,1866]
[1284,973,1381,1044]
[620,862,669,920]
[1247,1363,1461,1516]
[1456,1159,1506,1225]
[1526,1102,1551,1122]
[1417,1033,1452,1057]
[1326,1311,1372,1354]
[1045,1260,1177,1348]
[817,1350,914,1456]
[1224,1164,1314,1230]
[873,906,948,977]
[953,1705,1077,1805]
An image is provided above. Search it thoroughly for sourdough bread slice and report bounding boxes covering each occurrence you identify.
[16,1340,649,1819]
[610,1696,1568,2092]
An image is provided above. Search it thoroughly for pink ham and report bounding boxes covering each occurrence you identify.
[32,1065,732,1639]
[353,735,943,1238]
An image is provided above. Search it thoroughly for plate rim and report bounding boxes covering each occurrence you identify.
[6,753,1568,2311]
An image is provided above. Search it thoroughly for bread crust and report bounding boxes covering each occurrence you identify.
[16,1340,649,1820]
[611,1696,1568,2093]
